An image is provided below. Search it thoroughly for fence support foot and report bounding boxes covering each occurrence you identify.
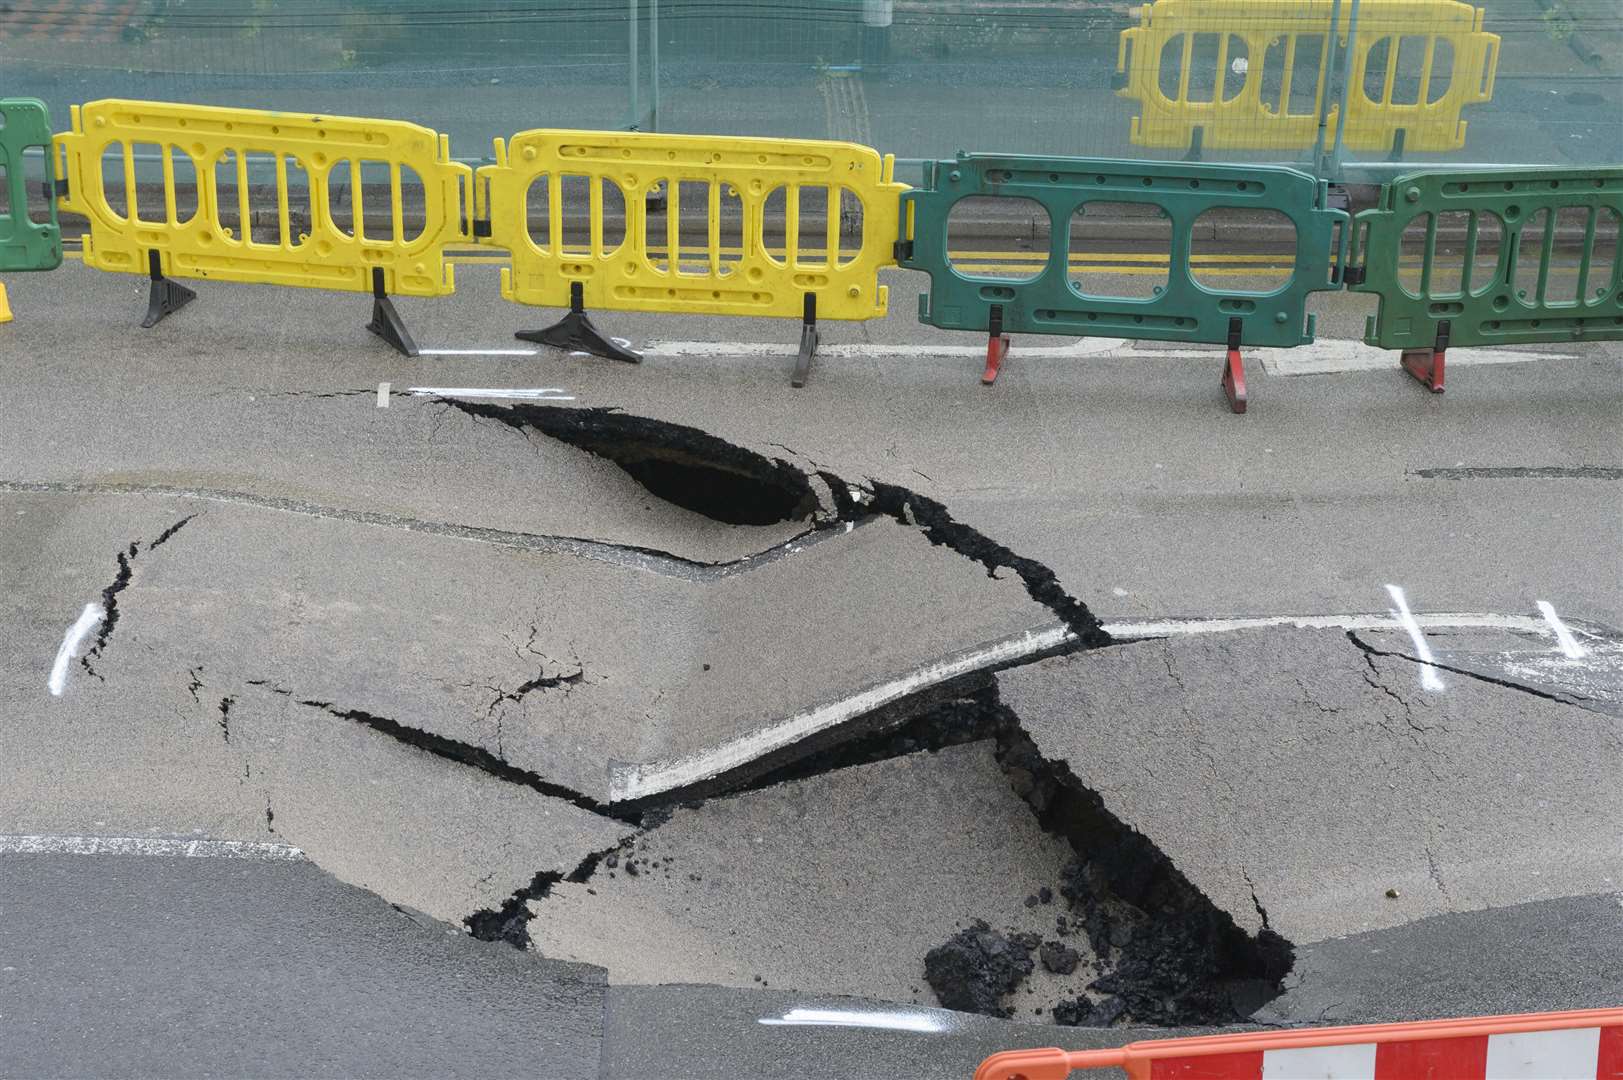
[982,304,1010,385]
[142,250,195,329]
[1221,317,1247,413]
[517,280,642,364]
[365,267,419,357]
[791,293,818,388]
[1400,320,1448,394]
[1222,347,1248,413]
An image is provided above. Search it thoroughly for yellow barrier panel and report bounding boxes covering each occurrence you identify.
[476,129,906,322]
[1116,0,1499,153]
[56,99,471,297]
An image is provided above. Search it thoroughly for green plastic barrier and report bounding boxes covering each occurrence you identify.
[1351,168,1623,351]
[898,154,1349,351]
[0,98,63,274]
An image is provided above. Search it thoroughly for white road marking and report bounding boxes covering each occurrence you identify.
[608,610,1574,801]
[640,337,1129,360]
[406,387,574,401]
[47,603,105,697]
[632,335,1573,374]
[0,835,305,860]
[1385,585,1445,691]
[1259,343,1568,377]
[758,1008,947,1033]
[1537,601,1589,659]
[416,348,539,357]
[376,382,390,408]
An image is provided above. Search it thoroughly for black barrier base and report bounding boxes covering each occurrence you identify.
[366,268,419,357]
[141,250,196,329]
[518,281,642,364]
[791,293,819,388]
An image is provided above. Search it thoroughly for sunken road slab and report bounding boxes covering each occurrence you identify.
[20,489,1047,803]
[532,742,1094,1019]
[998,626,1623,947]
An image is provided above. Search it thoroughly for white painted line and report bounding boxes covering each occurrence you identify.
[758,1008,947,1033]
[0,835,305,860]
[417,348,539,357]
[1537,601,1589,660]
[1260,342,1567,377]
[406,387,574,401]
[608,624,1071,801]
[47,603,105,697]
[1108,612,1561,637]
[1385,585,1445,691]
[609,610,1561,802]
[376,381,390,408]
[637,335,1573,373]
[641,337,1129,360]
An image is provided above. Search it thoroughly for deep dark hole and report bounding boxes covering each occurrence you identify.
[610,451,813,526]
[448,402,817,527]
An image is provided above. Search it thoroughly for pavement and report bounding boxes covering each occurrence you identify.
[2,253,1620,1074]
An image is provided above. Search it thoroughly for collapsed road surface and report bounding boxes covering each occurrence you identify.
[3,263,1621,1077]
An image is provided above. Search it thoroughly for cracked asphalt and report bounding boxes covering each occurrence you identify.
[2,260,1621,1077]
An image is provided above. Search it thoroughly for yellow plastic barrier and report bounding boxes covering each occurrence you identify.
[56,99,471,297]
[476,129,906,322]
[1116,0,1499,153]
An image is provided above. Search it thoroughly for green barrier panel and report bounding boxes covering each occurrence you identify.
[0,98,62,273]
[1351,168,1623,352]
[898,154,1349,352]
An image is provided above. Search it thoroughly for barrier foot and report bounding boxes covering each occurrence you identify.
[366,268,419,358]
[791,293,818,388]
[1401,321,1447,393]
[141,250,195,329]
[1222,347,1248,414]
[1221,316,1247,413]
[1400,348,1445,393]
[0,282,12,325]
[982,303,1010,385]
[517,280,642,364]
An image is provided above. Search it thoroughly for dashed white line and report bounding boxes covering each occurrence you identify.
[376,381,390,408]
[406,387,575,401]
[416,348,540,357]
[1537,600,1589,659]
[758,1008,948,1032]
[0,835,305,860]
[47,602,105,697]
[1385,585,1446,691]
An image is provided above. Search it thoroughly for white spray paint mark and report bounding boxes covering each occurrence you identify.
[1537,601,1588,659]
[376,382,390,408]
[0,835,305,859]
[1385,585,1445,691]
[405,387,574,401]
[416,348,539,357]
[758,1008,946,1033]
[47,603,105,697]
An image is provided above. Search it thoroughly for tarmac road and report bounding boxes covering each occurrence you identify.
[1,257,1619,1074]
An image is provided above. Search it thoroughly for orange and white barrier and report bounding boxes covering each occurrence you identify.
[974,1007,1623,1079]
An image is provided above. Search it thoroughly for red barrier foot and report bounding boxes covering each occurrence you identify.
[1401,347,1445,393]
[1221,347,1247,414]
[982,334,1010,385]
